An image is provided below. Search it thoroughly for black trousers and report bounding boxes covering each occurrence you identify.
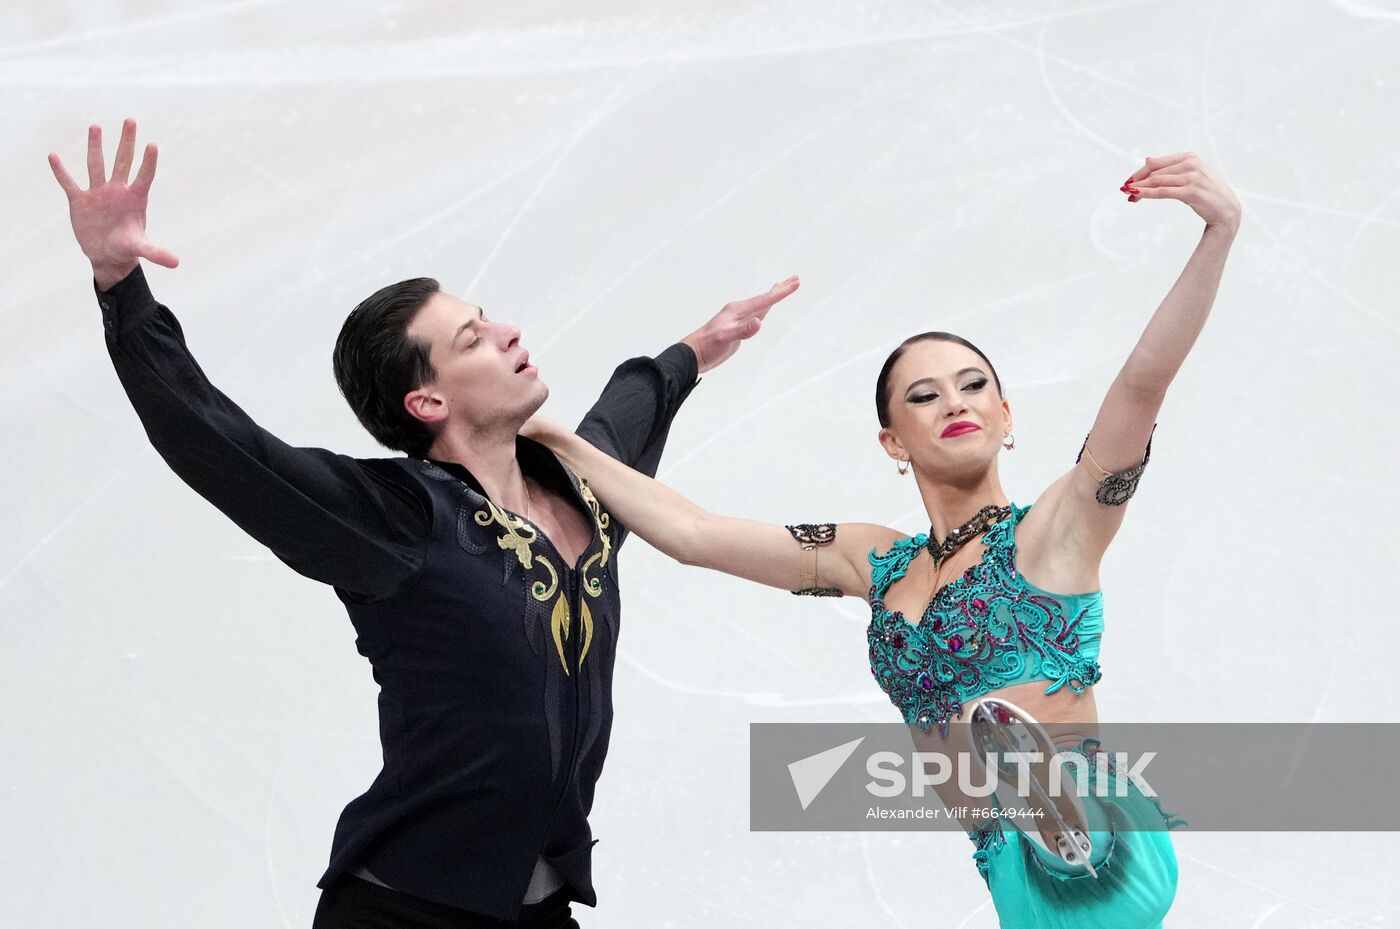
[312,873,581,929]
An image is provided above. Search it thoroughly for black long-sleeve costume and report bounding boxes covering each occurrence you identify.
[96,266,700,919]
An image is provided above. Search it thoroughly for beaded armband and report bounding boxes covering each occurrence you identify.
[1076,422,1157,506]
[785,523,842,597]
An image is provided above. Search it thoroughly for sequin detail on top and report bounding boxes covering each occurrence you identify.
[866,503,1104,738]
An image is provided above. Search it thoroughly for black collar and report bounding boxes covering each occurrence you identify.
[423,434,593,525]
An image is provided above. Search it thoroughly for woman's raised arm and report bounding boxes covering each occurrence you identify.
[1050,152,1242,567]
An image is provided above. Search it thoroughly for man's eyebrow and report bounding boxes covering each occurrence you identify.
[452,307,485,345]
[904,367,986,393]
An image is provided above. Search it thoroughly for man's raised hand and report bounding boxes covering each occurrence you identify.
[682,275,799,375]
[49,119,178,290]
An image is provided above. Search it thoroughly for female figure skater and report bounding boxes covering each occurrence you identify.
[525,152,1240,927]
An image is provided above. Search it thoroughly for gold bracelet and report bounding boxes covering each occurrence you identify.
[1074,423,1157,506]
[785,523,842,597]
[1078,444,1113,483]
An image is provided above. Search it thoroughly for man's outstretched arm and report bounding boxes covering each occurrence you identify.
[572,278,799,546]
[573,276,799,476]
[573,343,699,481]
[53,119,427,602]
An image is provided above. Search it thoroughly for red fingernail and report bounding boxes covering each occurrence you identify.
[1127,195,1139,202]
[1126,187,1140,194]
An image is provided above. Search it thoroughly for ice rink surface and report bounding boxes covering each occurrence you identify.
[5,1,1399,925]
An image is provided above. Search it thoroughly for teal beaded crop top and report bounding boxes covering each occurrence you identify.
[866,502,1103,739]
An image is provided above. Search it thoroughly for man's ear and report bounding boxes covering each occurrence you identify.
[404,389,448,426]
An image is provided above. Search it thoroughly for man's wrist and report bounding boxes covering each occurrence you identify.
[659,340,702,386]
[679,334,706,375]
[92,260,139,292]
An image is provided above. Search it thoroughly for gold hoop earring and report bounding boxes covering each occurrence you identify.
[896,459,910,476]
[1002,433,1015,450]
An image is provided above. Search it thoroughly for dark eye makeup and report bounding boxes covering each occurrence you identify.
[910,378,987,403]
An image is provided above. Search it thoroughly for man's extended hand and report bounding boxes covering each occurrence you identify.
[681,275,799,374]
[49,118,178,290]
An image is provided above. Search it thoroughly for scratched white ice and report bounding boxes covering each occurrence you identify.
[3,1,1398,926]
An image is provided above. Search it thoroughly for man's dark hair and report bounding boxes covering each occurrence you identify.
[875,332,1005,429]
[333,277,441,458]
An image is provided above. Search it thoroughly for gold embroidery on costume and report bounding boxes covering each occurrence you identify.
[531,559,567,672]
[576,481,610,668]
[577,479,612,587]
[475,500,536,569]
[579,555,605,597]
[474,479,614,676]
[549,595,571,675]
[529,564,560,602]
[578,479,611,594]
[477,499,571,673]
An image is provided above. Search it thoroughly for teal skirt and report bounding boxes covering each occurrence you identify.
[967,738,1188,929]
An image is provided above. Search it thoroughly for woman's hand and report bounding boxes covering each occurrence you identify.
[49,119,179,289]
[518,405,879,597]
[521,412,568,447]
[1122,152,1242,235]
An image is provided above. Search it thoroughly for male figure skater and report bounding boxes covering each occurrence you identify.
[49,119,799,927]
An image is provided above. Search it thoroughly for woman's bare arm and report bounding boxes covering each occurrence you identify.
[524,416,899,598]
[1052,152,1242,568]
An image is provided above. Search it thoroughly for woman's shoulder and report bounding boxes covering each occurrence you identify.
[835,522,920,563]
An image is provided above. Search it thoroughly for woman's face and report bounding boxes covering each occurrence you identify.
[878,339,1011,477]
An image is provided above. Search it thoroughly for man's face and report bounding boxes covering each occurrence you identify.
[403,291,547,437]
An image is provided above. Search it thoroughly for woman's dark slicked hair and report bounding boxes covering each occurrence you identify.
[333,277,441,458]
[875,332,1004,428]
